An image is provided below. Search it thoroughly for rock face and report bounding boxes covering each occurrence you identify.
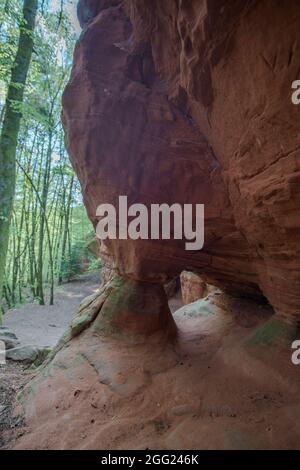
[12,291,300,450]
[63,0,300,321]
[10,4,300,449]
[0,327,20,350]
[180,271,206,305]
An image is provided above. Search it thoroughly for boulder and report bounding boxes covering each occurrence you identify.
[0,327,20,350]
[0,327,18,340]
[180,271,207,305]
[0,335,20,350]
[6,345,51,366]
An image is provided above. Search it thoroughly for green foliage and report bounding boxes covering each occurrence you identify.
[59,209,96,281]
[87,258,102,273]
[0,1,98,312]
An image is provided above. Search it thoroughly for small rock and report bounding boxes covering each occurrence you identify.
[0,334,20,350]
[0,329,18,340]
[6,345,51,365]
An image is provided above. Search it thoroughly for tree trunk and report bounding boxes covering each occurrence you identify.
[59,175,74,283]
[0,0,38,319]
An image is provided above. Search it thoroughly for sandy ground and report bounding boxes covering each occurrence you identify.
[9,292,300,450]
[3,272,101,348]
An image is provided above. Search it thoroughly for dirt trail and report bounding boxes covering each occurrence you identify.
[2,272,101,348]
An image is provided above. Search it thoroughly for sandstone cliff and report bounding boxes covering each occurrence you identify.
[11,0,300,451]
[63,0,300,319]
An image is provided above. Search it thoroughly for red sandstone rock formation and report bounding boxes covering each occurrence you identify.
[11,0,300,451]
[180,271,206,304]
[63,0,300,322]
[12,292,300,450]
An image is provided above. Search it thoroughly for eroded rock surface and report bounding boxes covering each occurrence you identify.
[63,0,300,319]
[180,271,207,304]
[9,0,300,451]
[11,290,300,450]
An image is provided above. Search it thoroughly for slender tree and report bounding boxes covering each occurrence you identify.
[0,0,38,318]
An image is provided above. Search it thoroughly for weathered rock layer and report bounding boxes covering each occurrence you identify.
[63,0,300,319]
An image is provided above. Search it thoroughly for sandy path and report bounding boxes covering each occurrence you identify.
[2,272,101,348]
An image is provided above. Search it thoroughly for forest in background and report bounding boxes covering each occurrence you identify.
[0,0,97,316]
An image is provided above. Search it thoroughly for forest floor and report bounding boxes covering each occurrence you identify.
[0,362,27,448]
